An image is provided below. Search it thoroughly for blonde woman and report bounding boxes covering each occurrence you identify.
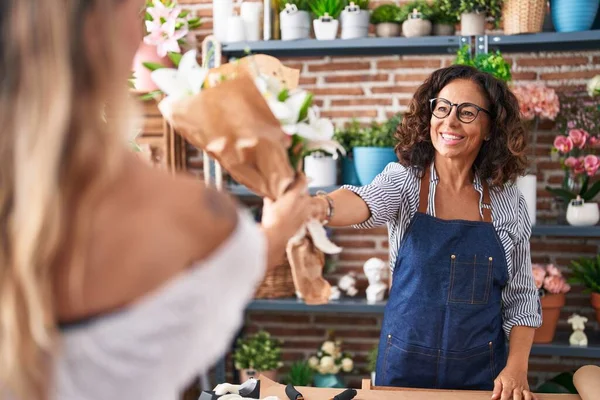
[0,0,310,399]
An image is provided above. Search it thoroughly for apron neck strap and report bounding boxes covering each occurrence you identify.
[418,165,493,223]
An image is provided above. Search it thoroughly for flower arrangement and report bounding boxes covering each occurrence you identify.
[308,334,354,375]
[232,330,283,372]
[532,264,571,297]
[511,84,560,121]
[546,128,600,203]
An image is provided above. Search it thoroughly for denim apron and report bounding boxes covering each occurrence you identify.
[375,167,509,390]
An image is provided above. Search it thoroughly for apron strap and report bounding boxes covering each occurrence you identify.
[418,164,493,223]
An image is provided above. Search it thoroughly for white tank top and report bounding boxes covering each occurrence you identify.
[51,209,266,400]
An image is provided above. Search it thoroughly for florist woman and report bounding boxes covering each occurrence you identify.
[311,65,542,400]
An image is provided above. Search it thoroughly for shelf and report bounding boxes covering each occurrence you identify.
[531,225,600,237]
[221,31,600,58]
[531,332,600,358]
[247,297,386,313]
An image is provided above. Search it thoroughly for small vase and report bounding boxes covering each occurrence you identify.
[566,198,600,227]
[304,153,337,187]
[433,23,456,36]
[552,0,600,32]
[313,16,339,40]
[341,156,360,186]
[313,373,344,388]
[340,8,370,39]
[402,9,432,37]
[280,7,311,40]
[460,12,486,36]
[533,293,565,343]
[375,23,401,37]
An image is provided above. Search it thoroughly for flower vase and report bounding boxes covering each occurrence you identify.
[131,42,174,92]
[313,373,344,388]
[533,293,565,343]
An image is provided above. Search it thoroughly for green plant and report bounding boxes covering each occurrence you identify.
[285,361,315,386]
[308,332,354,375]
[350,0,370,10]
[400,0,434,21]
[430,0,459,25]
[454,45,512,82]
[277,0,310,12]
[438,0,503,27]
[333,119,363,154]
[569,255,600,294]
[352,119,397,148]
[233,330,283,372]
[366,346,378,373]
[370,4,403,24]
[309,0,345,19]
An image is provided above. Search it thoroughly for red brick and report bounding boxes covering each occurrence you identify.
[332,329,381,339]
[530,243,598,253]
[325,74,389,83]
[517,57,589,67]
[371,85,419,94]
[540,70,600,80]
[248,314,311,324]
[314,315,379,325]
[340,252,390,262]
[330,98,393,107]
[299,76,317,85]
[334,227,388,235]
[281,340,322,349]
[335,240,377,248]
[395,73,431,82]
[512,71,538,80]
[321,110,378,118]
[308,62,371,72]
[377,59,442,69]
[594,56,600,64]
[308,87,365,96]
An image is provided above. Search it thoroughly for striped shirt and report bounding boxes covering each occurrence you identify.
[341,162,543,338]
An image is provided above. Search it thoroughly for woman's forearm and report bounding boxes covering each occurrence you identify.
[312,188,371,227]
[506,326,535,370]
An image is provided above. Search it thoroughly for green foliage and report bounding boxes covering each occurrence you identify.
[233,330,283,371]
[333,119,363,153]
[367,346,378,373]
[568,255,600,294]
[438,0,503,27]
[285,361,315,386]
[309,0,345,19]
[278,0,310,12]
[350,0,370,10]
[370,4,403,24]
[334,114,402,151]
[430,0,459,25]
[454,45,512,82]
[400,0,434,21]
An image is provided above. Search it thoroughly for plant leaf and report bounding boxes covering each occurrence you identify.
[545,186,576,202]
[582,180,600,202]
[297,93,313,122]
[167,52,182,66]
[142,61,167,72]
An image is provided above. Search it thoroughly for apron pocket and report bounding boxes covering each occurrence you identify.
[380,335,439,389]
[438,341,495,390]
[448,254,493,305]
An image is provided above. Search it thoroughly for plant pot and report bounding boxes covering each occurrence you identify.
[371,371,376,385]
[516,174,537,226]
[313,17,339,40]
[502,0,546,35]
[280,9,311,41]
[552,0,600,32]
[341,156,360,186]
[375,23,401,37]
[353,147,397,185]
[313,373,344,388]
[591,293,600,324]
[433,23,456,36]
[131,42,174,92]
[239,368,278,383]
[533,293,566,344]
[340,9,370,39]
[402,17,432,37]
[460,12,486,36]
[566,201,600,226]
[304,154,337,187]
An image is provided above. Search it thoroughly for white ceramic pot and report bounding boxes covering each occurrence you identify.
[402,17,432,37]
[213,0,234,42]
[375,22,401,37]
[304,154,337,187]
[313,17,339,40]
[516,174,537,226]
[461,12,486,36]
[566,199,600,226]
[280,8,311,40]
[241,2,263,41]
[340,9,370,39]
[226,15,247,43]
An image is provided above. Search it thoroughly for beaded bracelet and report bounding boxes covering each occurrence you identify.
[315,190,334,224]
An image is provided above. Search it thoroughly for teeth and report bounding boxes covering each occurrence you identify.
[441,133,462,140]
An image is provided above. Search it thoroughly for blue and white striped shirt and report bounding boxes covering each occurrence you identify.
[342,162,543,338]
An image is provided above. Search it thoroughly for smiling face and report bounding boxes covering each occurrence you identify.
[429,79,491,163]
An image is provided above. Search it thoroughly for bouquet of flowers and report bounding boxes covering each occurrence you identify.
[546,128,600,203]
[511,84,560,121]
[149,50,345,304]
[308,335,354,375]
[532,264,571,296]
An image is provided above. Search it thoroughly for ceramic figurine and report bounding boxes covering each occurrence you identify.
[364,257,387,304]
[568,314,588,347]
[338,272,358,297]
[329,286,341,301]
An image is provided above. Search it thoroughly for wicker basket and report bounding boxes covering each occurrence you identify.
[503,0,547,35]
[254,258,297,299]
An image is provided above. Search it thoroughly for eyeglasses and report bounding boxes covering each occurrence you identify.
[429,98,491,124]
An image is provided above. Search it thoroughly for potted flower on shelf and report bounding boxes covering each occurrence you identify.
[370,4,403,37]
[308,332,354,388]
[532,264,571,343]
[279,0,311,41]
[438,0,502,36]
[569,255,600,324]
[233,330,283,383]
[400,1,433,37]
[430,0,458,35]
[340,0,371,39]
[333,119,362,186]
[309,0,345,40]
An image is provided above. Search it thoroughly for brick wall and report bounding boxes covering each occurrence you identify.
[146,0,600,391]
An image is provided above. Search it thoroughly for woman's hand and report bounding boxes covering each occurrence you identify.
[492,364,537,400]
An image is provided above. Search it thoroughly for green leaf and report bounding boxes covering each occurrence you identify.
[582,180,600,202]
[545,186,577,202]
[138,90,163,101]
[143,61,167,72]
[297,93,313,122]
[168,52,182,67]
[278,89,290,102]
[187,17,202,29]
[179,9,190,17]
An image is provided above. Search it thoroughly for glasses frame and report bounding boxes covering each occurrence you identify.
[429,98,491,124]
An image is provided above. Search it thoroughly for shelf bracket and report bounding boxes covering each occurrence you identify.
[475,35,489,56]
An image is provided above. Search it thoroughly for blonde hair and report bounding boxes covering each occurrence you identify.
[0,0,133,397]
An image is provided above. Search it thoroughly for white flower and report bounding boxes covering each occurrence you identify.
[341,358,353,372]
[331,364,341,374]
[320,356,334,371]
[587,75,600,97]
[296,108,346,159]
[321,341,336,355]
[308,356,319,369]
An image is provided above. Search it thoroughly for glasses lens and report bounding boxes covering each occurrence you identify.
[431,99,451,118]
[457,104,479,123]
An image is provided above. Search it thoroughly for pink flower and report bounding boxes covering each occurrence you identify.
[573,157,586,176]
[532,264,546,289]
[511,84,559,121]
[568,129,590,149]
[144,10,189,57]
[543,275,571,294]
[564,156,578,168]
[589,136,600,149]
[584,155,600,177]
[545,264,561,276]
[553,135,573,153]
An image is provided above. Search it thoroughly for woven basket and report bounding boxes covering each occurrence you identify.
[503,0,546,35]
[254,258,297,299]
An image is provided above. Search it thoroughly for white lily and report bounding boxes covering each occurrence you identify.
[297,108,346,159]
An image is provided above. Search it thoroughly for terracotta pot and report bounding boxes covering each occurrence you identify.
[591,293,600,324]
[239,368,278,383]
[131,42,174,92]
[533,293,565,343]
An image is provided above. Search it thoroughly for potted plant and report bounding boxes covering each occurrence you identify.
[333,119,362,185]
[307,332,354,388]
[370,4,403,37]
[310,0,345,40]
[552,0,599,33]
[304,150,340,187]
[454,44,511,82]
[353,114,401,185]
[569,255,600,324]
[532,264,571,343]
[279,0,311,40]
[233,330,283,383]
[340,0,371,39]
[400,1,433,37]
[430,0,458,35]
[438,0,503,36]
[367,346,378,384]
[285,360,315,386]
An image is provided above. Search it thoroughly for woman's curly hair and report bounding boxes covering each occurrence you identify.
[395,64,528,187]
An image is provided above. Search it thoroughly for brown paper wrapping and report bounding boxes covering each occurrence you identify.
[573,364,600,400]
[163,56,330,304]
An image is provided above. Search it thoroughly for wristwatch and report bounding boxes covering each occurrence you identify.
[315,190,334,224]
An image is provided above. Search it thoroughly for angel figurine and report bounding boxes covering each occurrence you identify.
[568,314,588,347]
